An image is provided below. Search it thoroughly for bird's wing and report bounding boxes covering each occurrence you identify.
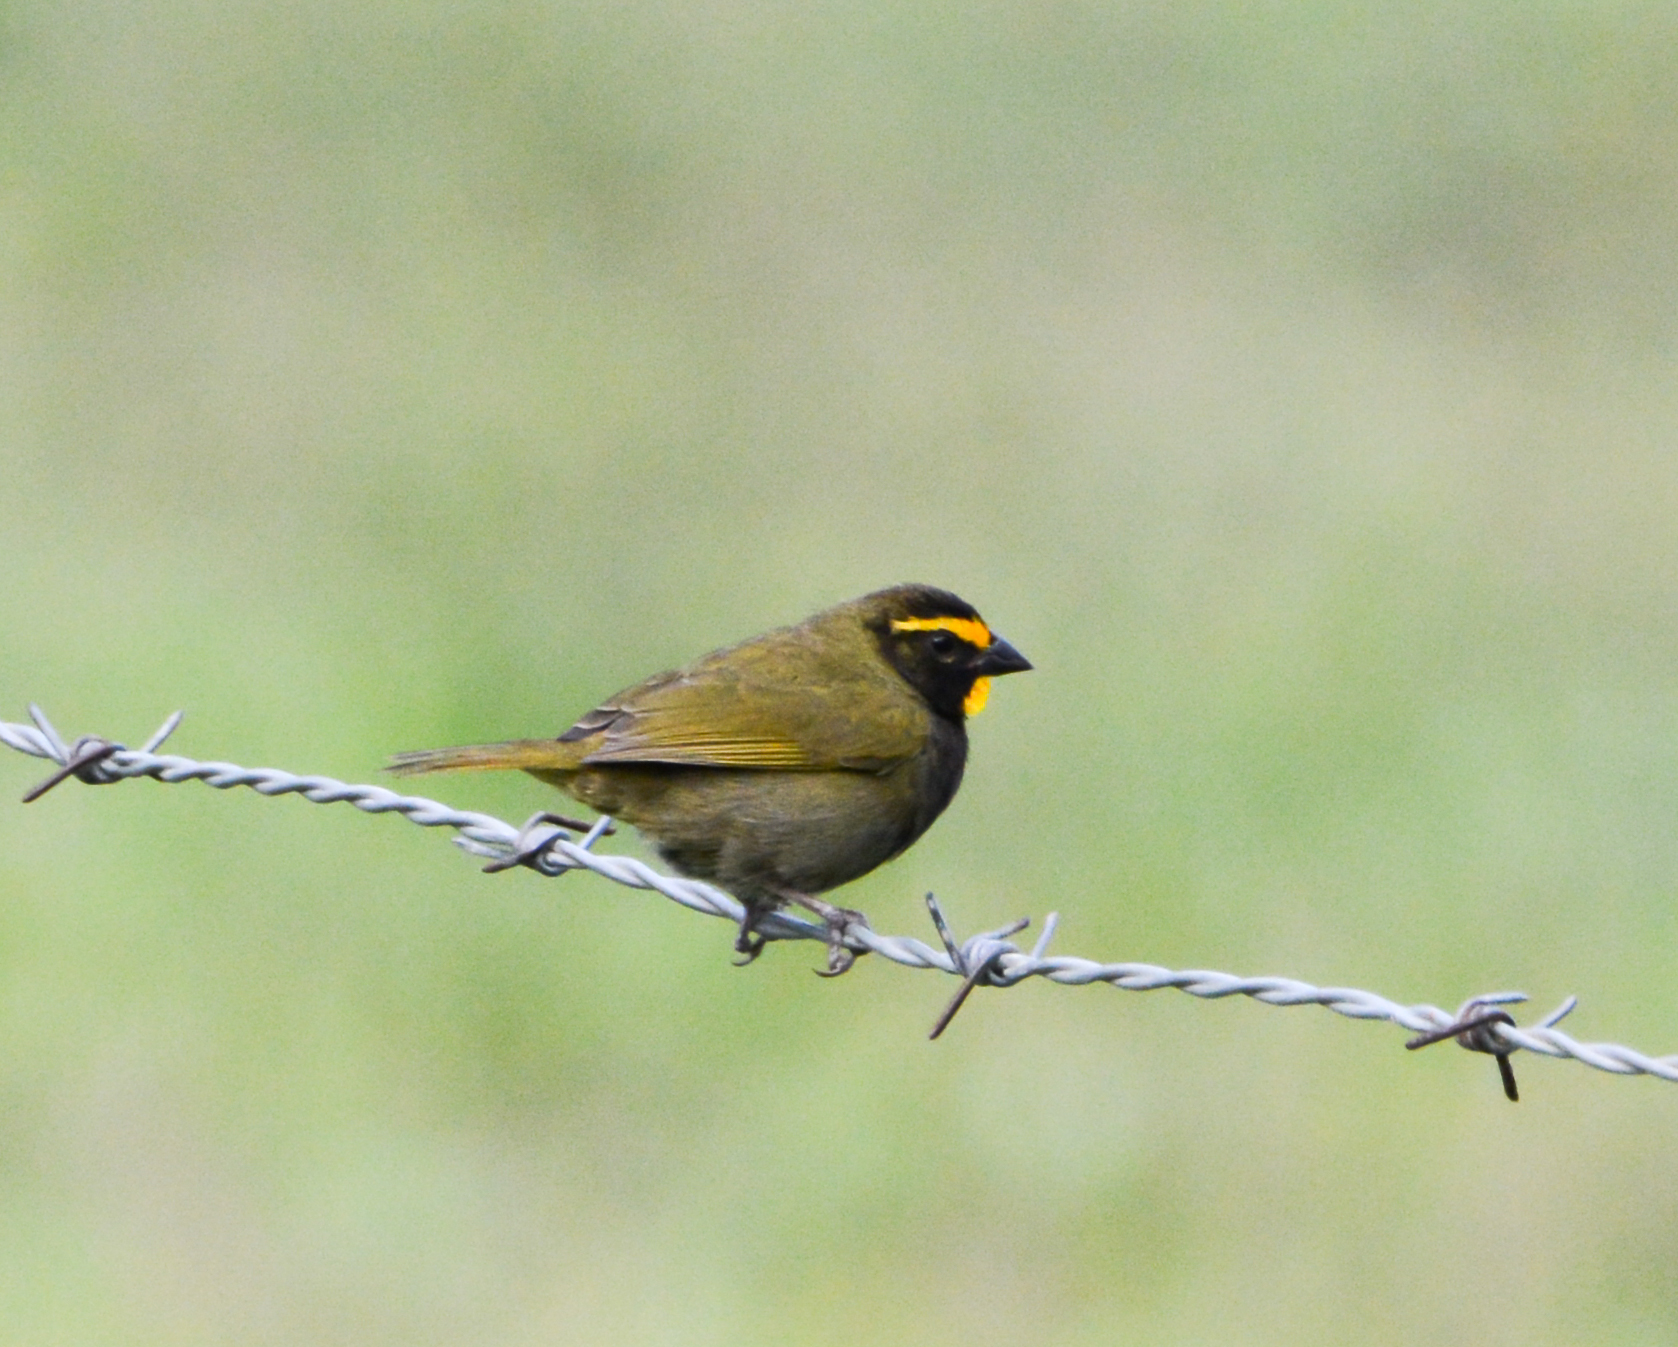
[561,637,929,772]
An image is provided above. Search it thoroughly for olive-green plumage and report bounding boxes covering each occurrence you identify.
[390,584,1030,970]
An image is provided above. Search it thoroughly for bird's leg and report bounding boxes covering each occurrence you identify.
[783,892,870,977]
[732,900,771,966]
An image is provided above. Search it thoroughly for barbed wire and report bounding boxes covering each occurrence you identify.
[5,704,1676,1097]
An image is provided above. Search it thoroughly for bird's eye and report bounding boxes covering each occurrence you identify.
[929,631,957,655]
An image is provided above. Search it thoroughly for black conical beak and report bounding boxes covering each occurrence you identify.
[972,636,1032,676]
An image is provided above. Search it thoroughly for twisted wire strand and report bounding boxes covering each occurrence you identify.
[6,707,1677,1086]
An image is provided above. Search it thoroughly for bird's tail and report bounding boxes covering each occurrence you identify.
[387,739,585,776]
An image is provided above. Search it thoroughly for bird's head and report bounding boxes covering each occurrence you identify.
[860,584,1032,721]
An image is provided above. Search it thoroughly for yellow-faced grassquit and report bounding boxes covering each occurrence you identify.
[390,584,1031,972]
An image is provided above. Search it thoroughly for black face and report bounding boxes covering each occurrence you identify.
[864,585,1032,721]
[884,627,987,720]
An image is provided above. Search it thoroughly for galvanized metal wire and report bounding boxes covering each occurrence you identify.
[6,705,1677,1089]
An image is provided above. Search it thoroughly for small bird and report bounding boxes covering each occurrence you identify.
[389,584,1031,972]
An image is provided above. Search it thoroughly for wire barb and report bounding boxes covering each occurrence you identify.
[1406,1006,1522,1102]
[925,894,1031,1040]
[21,739,122,803]
[6,706,1678,1093]
[480,812,617,874]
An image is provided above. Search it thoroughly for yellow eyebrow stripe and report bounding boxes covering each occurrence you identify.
[890,615,993,648]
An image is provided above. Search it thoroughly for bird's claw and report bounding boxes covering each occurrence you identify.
[733,905,769,965]
[731,895,870,974]
[732,931,767,966]
[808,903,868,978]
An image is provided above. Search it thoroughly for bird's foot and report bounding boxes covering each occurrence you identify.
[732,931,767,966]
[785,894,870,977]
[732,908,769,966]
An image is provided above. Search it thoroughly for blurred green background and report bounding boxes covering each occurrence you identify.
[3,1,1678,1342]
